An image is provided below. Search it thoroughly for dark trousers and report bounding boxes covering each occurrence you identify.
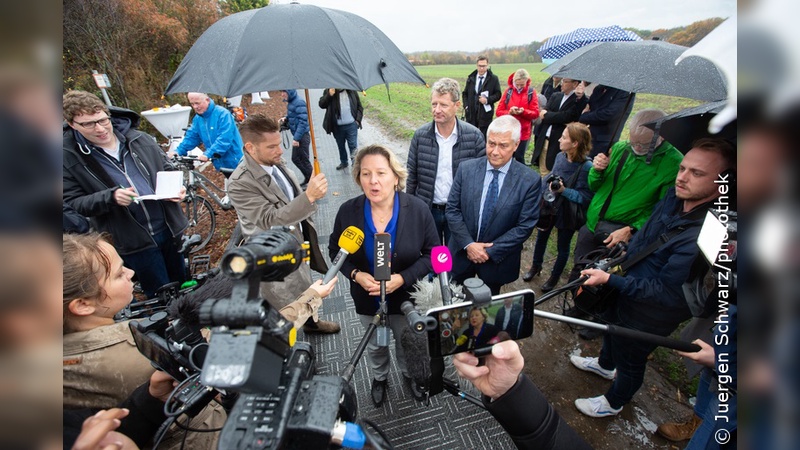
[292,133,313,182]
[567,224,599,282]
[430,205,450,245]
[513,139,529,164]
[532,226,576,280]
[478,124,489,140]
[121,228,186,299]
[333,121,358,165]
[597,306,676,409]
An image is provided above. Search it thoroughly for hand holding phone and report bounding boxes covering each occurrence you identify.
[453,340,524,399]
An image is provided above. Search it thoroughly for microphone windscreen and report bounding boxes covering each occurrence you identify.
[168,274,234,326]
[400,327,431,386]
[431,246,452,274]
[456,334,468,346]
[338,226,364,254]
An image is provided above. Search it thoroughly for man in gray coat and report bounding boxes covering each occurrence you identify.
[406,78,485,245]
[228,114,339,334]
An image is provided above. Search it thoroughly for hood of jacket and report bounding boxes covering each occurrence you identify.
[505,73,531,91]
[283,89,298,103]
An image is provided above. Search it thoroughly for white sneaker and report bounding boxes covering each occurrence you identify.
[575,395,622,418]
[570,355,616,380]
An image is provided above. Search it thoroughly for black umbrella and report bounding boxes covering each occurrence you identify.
[165,3,425,96]
[643,100,736,153]
[543,40,727,102]
[165,3,427,174]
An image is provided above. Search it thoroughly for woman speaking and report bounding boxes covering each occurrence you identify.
[329,145,439,406]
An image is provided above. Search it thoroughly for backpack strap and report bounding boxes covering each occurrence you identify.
[503,86,535,105]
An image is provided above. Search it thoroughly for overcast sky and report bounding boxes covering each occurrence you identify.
[272,0,735,53]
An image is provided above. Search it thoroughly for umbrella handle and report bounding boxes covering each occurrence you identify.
[304,89,321,176]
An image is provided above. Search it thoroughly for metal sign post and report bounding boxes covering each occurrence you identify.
[92,70,113,106]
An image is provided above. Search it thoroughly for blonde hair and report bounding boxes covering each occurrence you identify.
[351,145,408,191]
[513,69,530,82]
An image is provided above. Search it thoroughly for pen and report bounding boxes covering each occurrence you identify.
[120,185,139,204]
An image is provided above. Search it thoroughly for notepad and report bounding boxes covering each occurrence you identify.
[136,171,183,201]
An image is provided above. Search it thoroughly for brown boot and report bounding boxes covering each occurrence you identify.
[657,414,702,442]
[303,319,341,334]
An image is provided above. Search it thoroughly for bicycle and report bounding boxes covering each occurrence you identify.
[171,155,236,252]
[116,234,219,321]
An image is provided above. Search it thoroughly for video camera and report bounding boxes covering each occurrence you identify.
[132,228,368,449]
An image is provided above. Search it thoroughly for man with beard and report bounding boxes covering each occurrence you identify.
[569,138,735,418]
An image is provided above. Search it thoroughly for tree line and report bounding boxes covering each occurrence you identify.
[63,3,724,114]
[406,17,725,66]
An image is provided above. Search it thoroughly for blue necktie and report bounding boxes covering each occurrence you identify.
[479,169,499,241]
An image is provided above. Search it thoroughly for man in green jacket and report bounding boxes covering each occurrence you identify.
[565,109,682,335]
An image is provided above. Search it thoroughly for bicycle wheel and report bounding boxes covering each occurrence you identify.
[183,196,216,253]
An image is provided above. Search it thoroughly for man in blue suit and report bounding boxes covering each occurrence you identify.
[446,115,541,295]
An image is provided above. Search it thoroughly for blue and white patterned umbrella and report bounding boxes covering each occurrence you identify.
[536,25,641,60]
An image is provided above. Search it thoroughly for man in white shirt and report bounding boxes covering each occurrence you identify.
[406,78,485,244]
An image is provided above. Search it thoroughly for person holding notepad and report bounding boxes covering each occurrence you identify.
[63,90,189,298]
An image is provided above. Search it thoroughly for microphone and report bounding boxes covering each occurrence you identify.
[431,246,453,305]
[400,301,437,333]
[168,273,234,326]
[373,233,391,282]
[399,326,431,397]
[322,226,364,284]
[373,233,392,347]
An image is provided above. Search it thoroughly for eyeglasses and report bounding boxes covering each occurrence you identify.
[629,141,650,150]
[477,64,488,68]
[74,117,111,129]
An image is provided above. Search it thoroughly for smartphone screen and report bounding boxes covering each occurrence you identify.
[426,289,534,357]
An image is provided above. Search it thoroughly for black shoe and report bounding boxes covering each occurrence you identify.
[541,275,559,292]
[336,163,349,170]
[578,327,603,341]
[371,379,387,406]
[522,264,542,282]
[563,306,588,319]
[404,375,425,401]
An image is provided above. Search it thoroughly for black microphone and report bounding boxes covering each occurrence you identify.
[322,226,364,284]
[400,326,431,397]
[374,233,392,347]
[400,301,437,334]
[167,273,234,326]
[373,232,391,282]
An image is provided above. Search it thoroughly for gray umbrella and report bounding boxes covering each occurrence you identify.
[543,40,727,102]
[643,100,736,153]
[165,2,426,174]
[165,3,426,97]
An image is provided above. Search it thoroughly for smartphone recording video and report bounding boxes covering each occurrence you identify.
[426,290,534,357]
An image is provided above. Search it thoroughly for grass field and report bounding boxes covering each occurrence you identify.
[362,63,702,141]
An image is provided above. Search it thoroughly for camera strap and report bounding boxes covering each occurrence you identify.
[598,148,630,221]
[618,204,709,274]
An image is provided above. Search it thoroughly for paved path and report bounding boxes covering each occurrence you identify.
[284,89,513,450]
